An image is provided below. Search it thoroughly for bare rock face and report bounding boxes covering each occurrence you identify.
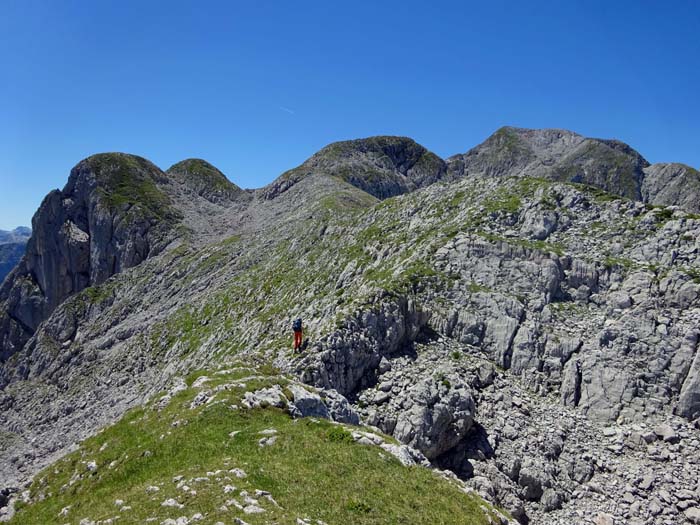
[642,162,700,213]
[448,127,700,214]
[0,153,180,361]
[261,136,448,200]
[391,373,475,459]
[677,330,700,419]
[296,295,430,396]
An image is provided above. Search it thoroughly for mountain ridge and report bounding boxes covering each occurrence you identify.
[1,127,700,524]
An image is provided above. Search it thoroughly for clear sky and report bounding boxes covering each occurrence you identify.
[1,0,699,230]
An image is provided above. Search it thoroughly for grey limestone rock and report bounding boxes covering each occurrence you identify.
[678,331,700,420]
[447,126,650,200]
[2,130,700,525]
[642,163,700,213]
[319,389,360,425]
[392,373,475,459]
[287,384,329,419]
[241,386,287,409]
[166,159,244,205]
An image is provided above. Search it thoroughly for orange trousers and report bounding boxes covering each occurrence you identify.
[294,330,303,351]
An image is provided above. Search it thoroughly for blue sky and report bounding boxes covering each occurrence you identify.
[1,0,699,229]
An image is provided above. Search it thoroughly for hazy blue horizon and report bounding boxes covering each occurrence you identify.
[2,0,699,230]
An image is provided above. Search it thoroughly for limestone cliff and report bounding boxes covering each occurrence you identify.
[0,153,180,361]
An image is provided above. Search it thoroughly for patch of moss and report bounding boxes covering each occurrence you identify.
[79,283,115,304]
[326,426,354,444]
[89,153,180,222]
[683,267,700,284]
[603,256,636,271]
[467,282,489,293]
[568,181,623,203]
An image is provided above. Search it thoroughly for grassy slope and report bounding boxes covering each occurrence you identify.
[11,367,501,525]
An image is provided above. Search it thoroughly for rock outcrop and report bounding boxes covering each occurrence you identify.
[448,127,700,214]
[0,153,180,361]
[642,162,700,213]
[447,127,650,200]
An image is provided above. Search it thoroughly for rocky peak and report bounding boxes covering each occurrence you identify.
[446,127,580,178]
[11,227,31,237]
[261,135,448,200]
[166,158,243,204]
[448,126,651,200]
[0,153,181,361]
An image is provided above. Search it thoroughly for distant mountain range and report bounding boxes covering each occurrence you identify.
[0,227,31,283]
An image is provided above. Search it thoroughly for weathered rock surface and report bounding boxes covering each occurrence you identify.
[167,159,245,205]
[1,129,699,525]
[447,127,650,200]
[448,126,700,213]
[642,162,700,213]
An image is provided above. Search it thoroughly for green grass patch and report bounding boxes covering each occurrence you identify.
[89,153,179,222]
[326,426,354,444]
[11,370,501,525]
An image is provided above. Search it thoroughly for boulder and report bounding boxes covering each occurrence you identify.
[393,374,475,459]
[287,384,329,419]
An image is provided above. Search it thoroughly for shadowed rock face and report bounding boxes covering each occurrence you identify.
[0,153,180,361]
[261,136,449,200]
[447,127,651,200]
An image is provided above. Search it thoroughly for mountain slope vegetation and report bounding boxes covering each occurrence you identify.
[1,127,699,525]
[9,366,505,525]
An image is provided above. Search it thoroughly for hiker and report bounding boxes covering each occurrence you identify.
[292,318,303,353]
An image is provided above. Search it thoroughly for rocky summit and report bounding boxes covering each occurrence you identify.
[1,127,699,525]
